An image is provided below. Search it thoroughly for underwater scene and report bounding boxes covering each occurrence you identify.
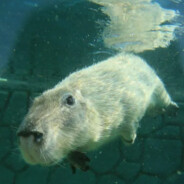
[0,0,184,183]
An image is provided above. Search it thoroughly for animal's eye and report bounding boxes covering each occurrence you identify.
[64,95,75,106]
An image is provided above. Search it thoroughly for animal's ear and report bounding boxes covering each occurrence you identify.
[75,90,84,101]
[75,90,89,107]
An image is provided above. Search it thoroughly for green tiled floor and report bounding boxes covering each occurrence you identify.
[0,85,183,184]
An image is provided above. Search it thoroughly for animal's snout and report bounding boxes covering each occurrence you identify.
[17,130,43,144]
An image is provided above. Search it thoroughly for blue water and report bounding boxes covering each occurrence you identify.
[0,0,184,184]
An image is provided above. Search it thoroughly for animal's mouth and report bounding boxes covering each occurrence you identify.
[17,129,53,165]
[18,136,60,166]
[17,127,66,166]
[18,136,44,165]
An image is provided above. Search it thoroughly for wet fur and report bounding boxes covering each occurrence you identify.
[18,53,178,166]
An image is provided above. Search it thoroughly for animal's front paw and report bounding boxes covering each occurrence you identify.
[67,151,90,173]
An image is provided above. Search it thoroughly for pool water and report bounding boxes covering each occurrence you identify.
[0,0,184,184]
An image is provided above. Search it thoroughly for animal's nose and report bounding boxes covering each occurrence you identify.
[17,130,43,143]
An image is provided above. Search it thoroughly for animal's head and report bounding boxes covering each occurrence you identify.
[17,86,92,166]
